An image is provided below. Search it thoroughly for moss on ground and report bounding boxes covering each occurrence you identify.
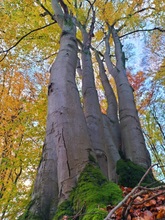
[116,159,154,188]
[54,164,123,220]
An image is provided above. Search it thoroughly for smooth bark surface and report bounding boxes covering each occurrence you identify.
[104,26,151,169]
[95,51,121,150]
[29,136,58,219]
[49,20,93,203]
[102,114,121,182]
[27,1,94,217]
[81,30,108,178]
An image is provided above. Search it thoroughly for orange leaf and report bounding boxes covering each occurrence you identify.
[156,206,165,219]
[142,210,154,220]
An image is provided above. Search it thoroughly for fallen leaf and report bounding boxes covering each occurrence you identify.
[156,206,165,219]
[142,210,154,220]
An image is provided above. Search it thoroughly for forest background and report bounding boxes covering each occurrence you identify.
[0,0,165,219]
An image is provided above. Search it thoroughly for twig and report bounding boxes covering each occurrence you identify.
[36,52,58,62]
[104,186,139,220]
[72,203,86,219]
[133,191,165,206]
[104,164,164,220]
[36,0,55,20]
[138,163,158,186]
[123,185,165,218]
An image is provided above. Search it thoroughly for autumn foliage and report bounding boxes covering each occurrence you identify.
[0,70,48,218]
[106,186,165,220]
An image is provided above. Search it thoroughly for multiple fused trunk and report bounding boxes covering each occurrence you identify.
[27,1,151,219]
[104,26,151,169]
[81,29,108,178]
[28,2,93,218]
[95,51,121,181]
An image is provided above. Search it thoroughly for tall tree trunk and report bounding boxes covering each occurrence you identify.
[95,51,121,181]
[102,114,121,182]
[104,26,151,169]
[27,1,94,218]
[95,51,121,150]
[28,136,58,220]
[81,29,108,178]
[51,29,92,202]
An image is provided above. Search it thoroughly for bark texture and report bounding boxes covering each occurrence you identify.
[81,30,108,178]
[28,136,58,220]
[49,18,93,203]
[26,1,94,218]
[95,51,121,150]
[102,114,121,182]
[104,26,151,169]
[23,3,153,219]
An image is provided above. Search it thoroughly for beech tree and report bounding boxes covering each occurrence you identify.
[0,0,164,219]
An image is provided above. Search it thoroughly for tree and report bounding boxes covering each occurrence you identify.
[0,68,48,219]
[127,69,165,178]
[0,0,164,219]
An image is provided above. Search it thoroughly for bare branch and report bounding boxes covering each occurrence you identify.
[104,186,139,220]
[36,52,58,62]
[111,25,125,71]
[151,110,165,140]
[133,191,165,206]
[59,0,69,14]
[36,0,55,20]
[84,0,96,26]
[138,163,158,186]
[132,6,156,16]
[104,26,118,78]
[88,7,95,44]
[114,6,156,27]
[120,27,165,38]
[72,203,86,219]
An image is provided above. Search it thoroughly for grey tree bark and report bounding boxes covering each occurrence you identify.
[95,51,121,150]
[26,1,94,218]
[23,3,153,219]
[95,51,121,181]
[102,114,121,182]
[81,27,108,178]
[29,136,58,220]
[104,26,151,169]
[50,0,94,203]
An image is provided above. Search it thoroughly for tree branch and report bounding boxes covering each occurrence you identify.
[138,163,158,186]
[120,27,165,38]
[132,6,156,16]
[88,4,95,44]
[104,186,139,220]
[0,22,56,62]
[36,0,55,20]
[36,52,58,63]
[114,6,156,27]
[84,0,96,26]
[51,0,64,28]
[111,25,125,71]
[104,26,118,78]
[104,164,164,220]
